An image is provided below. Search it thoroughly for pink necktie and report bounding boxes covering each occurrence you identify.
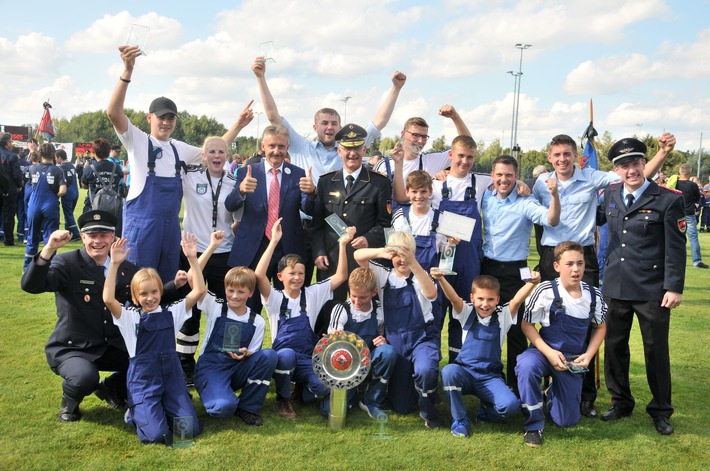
[265,167,280,239]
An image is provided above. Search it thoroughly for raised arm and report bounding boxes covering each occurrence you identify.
[544,178,561,226]
[399,245,436,300]
[439,104,471,138]
[182,233,206,311]
[430,267,463,313]
[252,56,283,125]
[644,132,676,178]
[328,227,356,291]
[371,71,407,131]
[184,230,225,291]
[107,46,142,135]
[391,143,408,203]
[508,272,541,317]
[255,218,283,302]
[103,238,130,319]
[222,100,255,144]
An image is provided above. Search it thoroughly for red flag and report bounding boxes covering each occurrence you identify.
[38,101,56,141]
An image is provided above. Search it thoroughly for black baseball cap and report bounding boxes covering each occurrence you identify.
[149,96,178,117]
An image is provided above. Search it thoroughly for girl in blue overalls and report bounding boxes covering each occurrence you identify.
[194,266,277,423]
[103,234,205,445]
[24,144,66,271]
[515,242,607,446]
[355,231,442,429]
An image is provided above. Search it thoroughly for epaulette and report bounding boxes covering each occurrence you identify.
[660,185,682,195]
[422,149,444,155]
[322,170,338,176]
[369,169,389,180]
[225,172,238,181]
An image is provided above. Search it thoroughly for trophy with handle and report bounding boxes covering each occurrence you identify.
[312,331,371,430]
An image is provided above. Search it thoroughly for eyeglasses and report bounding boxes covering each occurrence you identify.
[404,130,430,141]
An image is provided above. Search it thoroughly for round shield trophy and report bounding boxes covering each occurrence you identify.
[312,331,371,429]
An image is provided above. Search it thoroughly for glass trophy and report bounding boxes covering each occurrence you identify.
[259,41,275,63]
[325,213,349,240]
[126,24,149,55]
[437,243,457,275]
[222,322,243,353]
[172,416,195,448]
[371,415,392,440]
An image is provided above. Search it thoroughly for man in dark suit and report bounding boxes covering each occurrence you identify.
[311,124,392,334]
[225,124,316,313]
[1,132,24,246]
[20,210,137,422]
[599,136,686,436]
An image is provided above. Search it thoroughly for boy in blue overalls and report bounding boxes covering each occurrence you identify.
[190,231,277,426]
[103,233,205,445]
[391,170,446,272]
[516,241,607,447]
[432,270,540,438]
[328,267,397,420]
[355,231,442,429]
[256,218,354,420]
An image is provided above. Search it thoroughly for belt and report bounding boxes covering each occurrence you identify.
[482,258,527,267]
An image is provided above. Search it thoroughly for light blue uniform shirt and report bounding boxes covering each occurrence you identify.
[281,118,381,185]
[482,185,551,261]
[533,167,618,247]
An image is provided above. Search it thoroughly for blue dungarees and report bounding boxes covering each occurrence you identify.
[383,156,424,213]
[25,163,61,270]
[123,139,184,282]
[441,310,521,422]
[194,304,277,418]
[271,290,329,401]
[438,174,483,363]
[382,274,441,420]
[400,205,440,272]
[341,301,396,408]
[128,308,201,444]
[516,280,597,431]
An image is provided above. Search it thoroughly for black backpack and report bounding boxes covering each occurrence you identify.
[90,162,122,216]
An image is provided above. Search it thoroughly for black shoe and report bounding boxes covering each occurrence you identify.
[601,406,632,421]
[236,408,264,426]
[59,395,82,422]
[695,262,709,269]
[94,380,126,409]
[524,430,543,447]
[420,412,443,429]
[580,400,598,418]
[653,417,673,435]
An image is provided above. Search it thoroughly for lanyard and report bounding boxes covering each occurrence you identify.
[206,171,224,230]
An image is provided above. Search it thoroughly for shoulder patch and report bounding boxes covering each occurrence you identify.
[678,217,687,234]
[321,170,338,176]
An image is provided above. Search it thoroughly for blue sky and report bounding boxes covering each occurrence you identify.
[1,0,708,153]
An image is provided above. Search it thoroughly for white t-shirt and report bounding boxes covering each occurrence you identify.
[197,292,265,355]
[369,261,437,323]
[115,120,202,200]
[524,280,606,327]
[328,300,384,336]
[182,167,240,253]
[453,302,515,349]
[374,151,451,180]
[431,172,492,212]
[113,299,191,358]
[262,280,333,343]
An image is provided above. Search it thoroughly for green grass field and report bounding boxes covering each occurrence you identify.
[1,193,709,470]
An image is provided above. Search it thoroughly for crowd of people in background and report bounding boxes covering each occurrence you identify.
[11,44,703,448]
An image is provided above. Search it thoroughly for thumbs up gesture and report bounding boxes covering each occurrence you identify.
[299,166,316,194]
[240,165,257,194]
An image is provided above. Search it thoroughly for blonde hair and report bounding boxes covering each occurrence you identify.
[130,268,164,306]
[348,267,377,292]
[202,136,228,154]
[224,267,257,292]
[386,230,416,253]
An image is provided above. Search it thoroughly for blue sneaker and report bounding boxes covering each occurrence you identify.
[451,417,472,437]
[359,400,387,420]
